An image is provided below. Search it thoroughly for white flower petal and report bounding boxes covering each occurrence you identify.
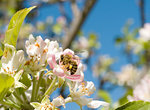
[52,96,65,108]
[53,66,65,77]
[87,100,109,109]
[28,34,35,44]
[1,44,24,76]
[14,70,23,81]
[63,49,74,55]
[15,81,26,88]
[75,97,92,106]
[25,34,49,72]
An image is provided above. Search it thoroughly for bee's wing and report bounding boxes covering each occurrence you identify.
[75,50,89,59]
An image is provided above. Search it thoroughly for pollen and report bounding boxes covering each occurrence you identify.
[50,102,53,106]
[43,48,48,53]
[80,82,91,96]
[25,60,30,65]
[3,68,7,72]
[81,82,85,86]
[69,65,72,69]
[7,67,9,70]
[59,95,64,99]
[35,43,40,48]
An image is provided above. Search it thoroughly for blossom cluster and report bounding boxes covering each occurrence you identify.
[115,23,150,103]
[0,34,109,110]
[127,23,150,54]
[127,74,150,102]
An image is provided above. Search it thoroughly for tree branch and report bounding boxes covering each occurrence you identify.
[71,0,80,18]
[139,0,145,27]
[62,0,97,49]
[36,0,66,9]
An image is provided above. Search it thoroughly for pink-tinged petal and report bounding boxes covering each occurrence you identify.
[63,49,74,55]
[65,74,81,81]
[87,100,109,109]
[37,36,46,48]
[75,63,84,82]
[79,71,84,82]
[53,67,65,77]
[47,54,57,69]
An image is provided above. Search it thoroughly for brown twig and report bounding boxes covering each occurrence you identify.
[36,0,66,9]
[62,0,97,49]
[71,0,80,18]
[139,0,145,27]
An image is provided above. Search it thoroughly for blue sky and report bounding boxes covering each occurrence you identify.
[34,0,150,71]
[25,0,150,109]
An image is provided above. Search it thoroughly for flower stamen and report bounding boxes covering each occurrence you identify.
[35,43,40,48]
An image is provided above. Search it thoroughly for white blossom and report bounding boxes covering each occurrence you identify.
[25,34,49,72]
[67,81,109,109]
[47,49,84,82]
[139,23,150,41]
[31,95,65,110]
[0,44,25,88]
[46,40,63,61]
[128,75,150,102]
[93,55,114,77]
[1,44,24,75]
[117,64,141,87]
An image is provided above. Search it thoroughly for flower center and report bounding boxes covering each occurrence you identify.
[60,54,78,75]
[2,66,15,75]
[81,82,92,96]
[40,103,53,110]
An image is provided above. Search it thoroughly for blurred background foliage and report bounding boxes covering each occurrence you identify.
[1,0,150,110]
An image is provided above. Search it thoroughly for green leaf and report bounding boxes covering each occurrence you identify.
[77,30,83,36]
[123,19,133,36]
[20,72,31,89]
[98,90,112,103]
[58,77,64,88]
[89,33,97,47]
[0,47,3,56]
[89,33,97,40]
[116,101,150,110]
[115,37,124,45]
[0,73,14,100]
[0,61,2,69]
[30,102,41,109]
[119,89,133,105]
[4,6,36,47]
[0,42,4,56]
[131,28,139,38]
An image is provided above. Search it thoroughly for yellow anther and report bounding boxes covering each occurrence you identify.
[81,82,85,86]
[35,43,40,48]
[3,68,7,72]
[43,48,48,53]
[7,67,9,70]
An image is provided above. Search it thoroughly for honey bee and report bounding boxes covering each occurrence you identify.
[70,61,77,75]
[60,54,78,75]
[60,54,64,62]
